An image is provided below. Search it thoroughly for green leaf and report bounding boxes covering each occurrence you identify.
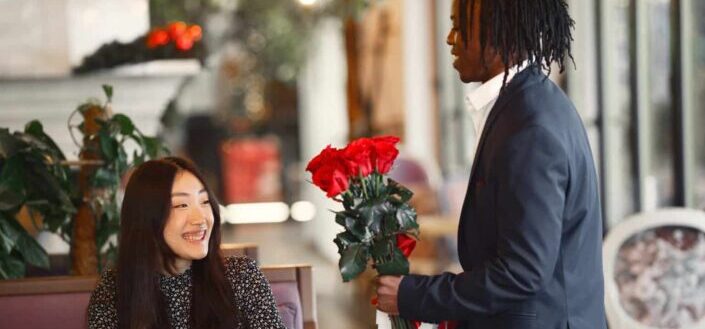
[0,155,25,185]
[334,231,359,251]
[387,178,414,204]
[382,212,398,233]
[0,128,20,158]
[375,248,409,276]
[14,227,49,269]
[116,147,128,173]
[141,136,162,159]
[0,183,24,211]
[334,211,347,227]
[0,157,26,211]
[0,254,25,279]
[30,203,70,233]
[395,204,418,232]
[0,216,21,254]
[112,114,135,136]
[102,85,113,102]
[132,150,145,166]
[342,192,355,210]
[358,202,392,234]
[92,168,118,188]
[370,237,392,259]
[23,121,66,161]
[23,120,43,137]
[336,211,372,241]
[338,243,368,282]
[23,159,74,213]
[98,129,118,161]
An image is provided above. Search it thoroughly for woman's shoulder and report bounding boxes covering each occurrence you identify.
[95,267,117,291]
[88,267,118,326]
[223,256,262,284]
[224,255,258,273]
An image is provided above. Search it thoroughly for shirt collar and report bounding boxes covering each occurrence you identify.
[464,61,528,112]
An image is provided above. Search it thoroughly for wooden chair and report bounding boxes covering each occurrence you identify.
[221,242,259,261]
[262,265,317,329]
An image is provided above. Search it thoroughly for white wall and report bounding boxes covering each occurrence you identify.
[402,0,441,185]
[0,0,149,77]
[297,18,349,262]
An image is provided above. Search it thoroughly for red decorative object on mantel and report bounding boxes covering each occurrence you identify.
[146,21,203,52]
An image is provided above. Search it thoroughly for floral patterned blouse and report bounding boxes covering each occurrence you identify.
[87,256,286,329]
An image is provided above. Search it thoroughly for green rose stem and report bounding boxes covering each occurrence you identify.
[360,174,369,199]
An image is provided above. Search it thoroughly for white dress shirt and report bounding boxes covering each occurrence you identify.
[464,62,528,158]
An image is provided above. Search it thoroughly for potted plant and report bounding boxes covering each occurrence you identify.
[0,85,168,278]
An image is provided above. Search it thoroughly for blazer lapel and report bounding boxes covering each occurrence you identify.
[467,66,540,185]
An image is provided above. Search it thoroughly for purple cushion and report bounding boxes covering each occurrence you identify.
[0,292,91,329]
[270,282,303,329]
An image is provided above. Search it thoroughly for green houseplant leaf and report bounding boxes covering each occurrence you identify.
[0,215,21,254]
[0,183,24,212]
[15,231,49,269]
[112,114,135,136]
[0,85,169,278]
[0,254,25,279]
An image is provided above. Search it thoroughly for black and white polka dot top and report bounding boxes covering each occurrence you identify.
[87,256,286,329]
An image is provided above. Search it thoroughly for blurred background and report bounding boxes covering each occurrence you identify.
[0,0,704,328]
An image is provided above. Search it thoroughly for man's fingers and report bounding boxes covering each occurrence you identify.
[377,275,398,285]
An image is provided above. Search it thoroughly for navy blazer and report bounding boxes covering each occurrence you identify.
[398,67,607,329]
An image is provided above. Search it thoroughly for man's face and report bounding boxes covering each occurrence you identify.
[447,0,500,83]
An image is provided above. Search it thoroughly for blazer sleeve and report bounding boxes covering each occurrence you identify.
[398,125,568,322]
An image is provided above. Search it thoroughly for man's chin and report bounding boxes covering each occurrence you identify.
[458,73,476,84]
[454,67,479,83]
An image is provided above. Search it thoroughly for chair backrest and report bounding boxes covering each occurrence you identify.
[0,263,315,329]
[262,265,317,329]
[221,242,259,261]
[0,275,96,329]
[603,208,705,329]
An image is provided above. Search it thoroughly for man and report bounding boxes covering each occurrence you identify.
[375,0,607,328]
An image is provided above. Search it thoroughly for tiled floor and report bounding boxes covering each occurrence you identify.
[222,221,375,329]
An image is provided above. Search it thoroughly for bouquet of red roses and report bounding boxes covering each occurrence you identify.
[306,136,419,329]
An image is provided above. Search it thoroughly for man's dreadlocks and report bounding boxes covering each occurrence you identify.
[459,0,575,84]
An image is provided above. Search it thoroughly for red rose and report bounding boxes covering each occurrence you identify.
[371,136,400,174]
[343,138,375,177]
[312,164,350,197]
[396,234,416,258]
[306,145,336,173]
[167,21,187,39]
[306,146,352,197]
[146,29,169,48]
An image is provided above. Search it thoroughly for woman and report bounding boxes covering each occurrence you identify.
[88,157,285,329]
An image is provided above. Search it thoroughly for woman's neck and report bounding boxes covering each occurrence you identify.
[171,258,192,274]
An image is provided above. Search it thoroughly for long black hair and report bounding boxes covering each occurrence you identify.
[116,157,237,329]
[460,0,575,82]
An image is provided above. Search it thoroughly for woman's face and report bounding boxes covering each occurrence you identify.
[163,171,214,272]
